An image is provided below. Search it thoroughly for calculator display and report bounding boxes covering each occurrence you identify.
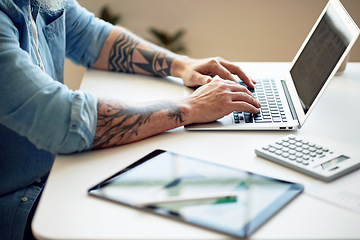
[318,155,349,170]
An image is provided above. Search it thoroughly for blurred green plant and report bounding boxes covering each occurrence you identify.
[99,6,121,25]
[149,27,187,54]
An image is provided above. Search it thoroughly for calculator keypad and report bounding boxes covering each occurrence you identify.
[255,134,360,181]
[262,135,332,167]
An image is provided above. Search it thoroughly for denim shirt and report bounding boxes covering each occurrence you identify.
[0,0,112,239]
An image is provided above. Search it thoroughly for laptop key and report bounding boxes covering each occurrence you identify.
[244,113,253,123]
[255,119,273,123]
[272,117,282,122]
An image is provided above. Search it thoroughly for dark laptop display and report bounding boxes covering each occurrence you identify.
[290,3,352,113]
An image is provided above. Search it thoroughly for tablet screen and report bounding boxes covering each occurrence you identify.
[88,150,303,238]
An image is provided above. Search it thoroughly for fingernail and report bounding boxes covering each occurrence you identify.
[205,77,212,84]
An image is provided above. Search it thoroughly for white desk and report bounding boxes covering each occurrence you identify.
[32,62,360,239]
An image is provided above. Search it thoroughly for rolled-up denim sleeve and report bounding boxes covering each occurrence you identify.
[0,5,102,154]
[0,53,98,154]
[65,0,113,67]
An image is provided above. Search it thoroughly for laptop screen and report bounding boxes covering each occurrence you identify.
[290,3,352,114]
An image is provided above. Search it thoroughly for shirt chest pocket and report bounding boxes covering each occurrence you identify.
[42,11,66,83]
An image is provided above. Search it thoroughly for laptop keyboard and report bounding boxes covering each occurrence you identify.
[234,79,287,124]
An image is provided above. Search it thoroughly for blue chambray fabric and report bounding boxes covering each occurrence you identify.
[0,0,112,238]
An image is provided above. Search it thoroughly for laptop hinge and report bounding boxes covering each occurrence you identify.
[281,80,299,125]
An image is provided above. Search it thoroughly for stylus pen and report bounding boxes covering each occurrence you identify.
[135,192,238,207]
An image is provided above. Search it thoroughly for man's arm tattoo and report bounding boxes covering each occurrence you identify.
[94,100,184,148]
[108,31,174,77]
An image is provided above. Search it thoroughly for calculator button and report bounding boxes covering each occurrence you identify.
[295,147,303,152]
[309,147,316,152]
[275,150,282,155]
[269,144,280,149]
[316,150,323,155]
[302,144,309,150]
[302,150,310,155]
[282,147,290,152]
[289,140,296,144]
[288,135,296,140]
[289,145,296,150]
[289,155,296,161]
[268,147,276,153]
[281,152,290,158]
[302,160,309,165]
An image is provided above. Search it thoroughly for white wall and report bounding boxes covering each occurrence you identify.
[65,0,360,90]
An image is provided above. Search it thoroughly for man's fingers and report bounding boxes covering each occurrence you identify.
[216,58,256,88]
[228,91,261,109]
[201,75,212,85]
[227,81,254,96]
[204,58,239,84]
[224,79,259,104]
[212,79,261,109]
[185,72,212,87]
[232,101,260,114]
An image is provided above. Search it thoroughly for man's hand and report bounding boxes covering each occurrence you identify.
[91,26,261,148]
[92,26,255,90]
[180,77,261,124]
[172,56,256,89]
[93,76,260,149]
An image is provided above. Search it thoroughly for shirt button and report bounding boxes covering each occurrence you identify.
[36,179,42,183]
[21,197,28,202]
[27,21,31,26]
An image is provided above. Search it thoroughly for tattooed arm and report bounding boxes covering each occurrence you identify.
[93,100,186,148]
[90,26,260,149]
[92,78,260,149]
[91,26,256,87]
[91,26,178,77]
[91,26,185,148]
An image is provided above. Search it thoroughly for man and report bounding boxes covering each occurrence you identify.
[0,0,260,239]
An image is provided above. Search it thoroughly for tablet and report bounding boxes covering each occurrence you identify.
[88,149,304,238]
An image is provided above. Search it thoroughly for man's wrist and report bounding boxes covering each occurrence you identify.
[170,55,190,78]
[176,98,197,126]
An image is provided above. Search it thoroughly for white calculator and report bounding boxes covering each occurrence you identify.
[255,134,360,182]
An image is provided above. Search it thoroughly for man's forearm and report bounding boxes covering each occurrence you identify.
[91,26,183,77]
[91,27,191,149]
[108,30,174,76]
[90,26,261,150]
[93,99,187,149]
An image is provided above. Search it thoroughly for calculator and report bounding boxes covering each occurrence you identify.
[255,134,360,182]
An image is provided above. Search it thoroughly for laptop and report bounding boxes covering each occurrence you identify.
[185,0,359,131]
